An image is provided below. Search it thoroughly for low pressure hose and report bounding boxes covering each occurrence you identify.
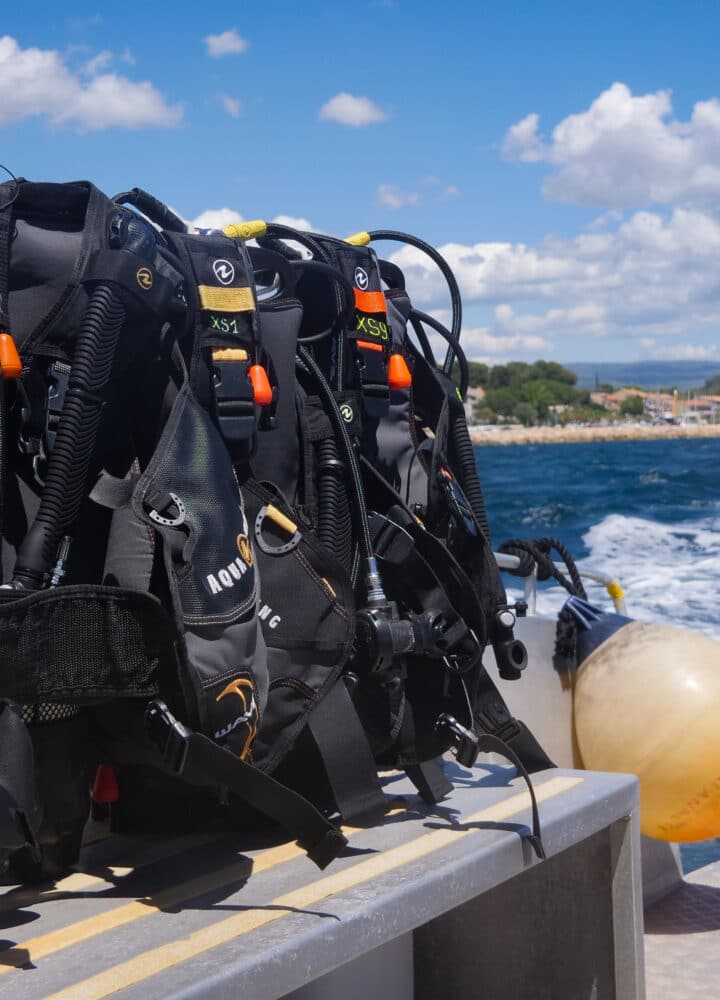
[366,230,463,374]
[450,414,492,544]
[12,288,126,588]
[12,210,157,589]
[317,436,353,572]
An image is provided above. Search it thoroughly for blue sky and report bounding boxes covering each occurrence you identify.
[3,1,720,365]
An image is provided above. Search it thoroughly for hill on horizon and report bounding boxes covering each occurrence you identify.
[565,360,719,391]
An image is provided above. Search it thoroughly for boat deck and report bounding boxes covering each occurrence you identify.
[645,858,720,999]
[0,765,641,1000]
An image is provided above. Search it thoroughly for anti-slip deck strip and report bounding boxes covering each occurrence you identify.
[0,834,224,913]
[39,776,582,1000]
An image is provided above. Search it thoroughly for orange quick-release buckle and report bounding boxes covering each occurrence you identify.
[0,332,22,380]
[388,353,412,389]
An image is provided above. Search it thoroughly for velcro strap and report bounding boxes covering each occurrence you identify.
[0,585,174,702]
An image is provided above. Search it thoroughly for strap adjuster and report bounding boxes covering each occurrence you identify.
[145,700,191,774]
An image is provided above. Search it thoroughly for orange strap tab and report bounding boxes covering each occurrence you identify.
[354,289,387,314]
[0,332,22,380]
[357,339,384,353]
[249,364,273,406]
[388,353,412,389]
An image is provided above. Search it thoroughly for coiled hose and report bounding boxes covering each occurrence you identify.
[317,436,353,573]
[13,285,126,588]
[450,414,492,544]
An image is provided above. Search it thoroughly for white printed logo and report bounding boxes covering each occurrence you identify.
[354,266,369,290]
[213,259,235,285]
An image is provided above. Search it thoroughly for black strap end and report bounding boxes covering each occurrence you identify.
[299,827,348,870]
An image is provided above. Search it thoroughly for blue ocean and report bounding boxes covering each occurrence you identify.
[476,436,720,872]
[478,437,720,639]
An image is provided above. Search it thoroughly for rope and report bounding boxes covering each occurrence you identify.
[498,536,587,599]
[497,536,587,670]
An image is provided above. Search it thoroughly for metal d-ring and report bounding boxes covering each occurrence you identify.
[254,503,302,555]
[147,492,187,527]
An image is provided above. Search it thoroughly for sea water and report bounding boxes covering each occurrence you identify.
[477,436,720,871]
[478,437,720,638]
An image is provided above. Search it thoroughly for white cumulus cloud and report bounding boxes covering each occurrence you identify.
[319,93,387,127]
[189,209,314,233]
[0,35,182,131]
[204,29,249,58]
[82,50,112,76]
[642,343,719,361]
[377,184,420,208]
[389,208,720,351]
[502,82,720,209]
[219,94,242,118]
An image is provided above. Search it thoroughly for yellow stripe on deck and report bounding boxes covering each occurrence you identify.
[46,776,582,1000]
[0,840,304,973]
[0,835,223,913]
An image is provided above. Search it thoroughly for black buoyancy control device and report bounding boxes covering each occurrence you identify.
[0,180,346,882]
[241,221,551,854]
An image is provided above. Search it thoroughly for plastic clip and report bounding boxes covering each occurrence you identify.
[435,713,480,769]
[145,700,191,775]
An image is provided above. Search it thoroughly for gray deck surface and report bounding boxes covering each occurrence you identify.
[645,858,720,999]
[0,765,637,1000]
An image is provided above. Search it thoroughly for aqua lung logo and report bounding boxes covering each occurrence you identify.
[136,267,154,290]
[206,556,249,594]
[354,266,369,290]
[340,402,354,423]
[258,603,282,630]
[213,259,235,285]
[214,676,258,753]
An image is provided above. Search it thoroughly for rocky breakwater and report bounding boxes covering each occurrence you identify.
[470,423,720,446]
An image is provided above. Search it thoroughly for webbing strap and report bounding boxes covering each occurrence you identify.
[308,680,387,825]
[0,205,11,334]
[0,207,12,568]
[405,760,453,805]
[0,702,40,855]
[475,732,546,860]
[146,702,347,870]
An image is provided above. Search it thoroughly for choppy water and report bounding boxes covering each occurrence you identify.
[478,438,720,638]
[476,438,720,872]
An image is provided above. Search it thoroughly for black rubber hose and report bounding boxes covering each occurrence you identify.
[297,346,374,564]
[12,285,126,588]
[367,230,462,374]
[264,225,330,263]
[112,189,187,234]
[317,436,353,573]
[291,259,357,335]
[409,313,438,368]
[409,308,470,399]
[450,414,492,544]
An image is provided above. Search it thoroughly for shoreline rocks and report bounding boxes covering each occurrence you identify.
[470,423,720,446]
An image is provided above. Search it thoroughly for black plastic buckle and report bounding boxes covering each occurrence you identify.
[435,713,480,768]
[145,700,191,774]
[212,359,256,443]
[437,468,478,537]
[46,361,71,452]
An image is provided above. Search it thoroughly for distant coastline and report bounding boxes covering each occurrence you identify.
[470,422,720,446]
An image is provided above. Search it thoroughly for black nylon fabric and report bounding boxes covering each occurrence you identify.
[244,479,355,775]
[251,300,303,500]
[0,584,171,701]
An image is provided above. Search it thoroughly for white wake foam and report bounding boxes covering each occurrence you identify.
[507,513,720,639]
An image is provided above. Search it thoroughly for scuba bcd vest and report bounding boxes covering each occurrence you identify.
[0,179,346,881]
[0,177,554,883]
